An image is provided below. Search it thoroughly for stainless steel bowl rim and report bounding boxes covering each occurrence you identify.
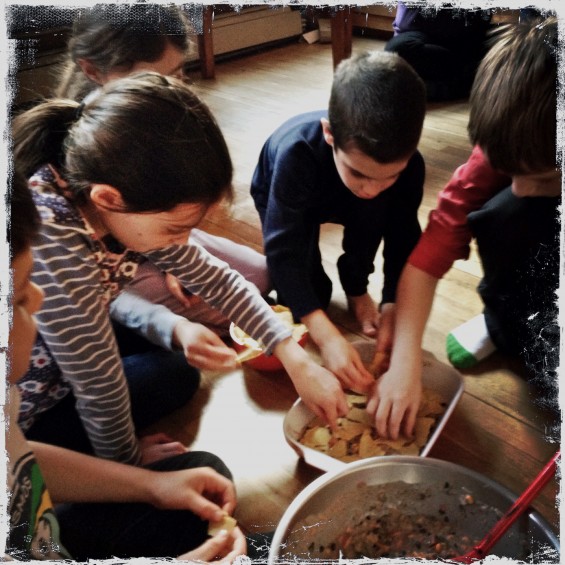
[269,455,559,563]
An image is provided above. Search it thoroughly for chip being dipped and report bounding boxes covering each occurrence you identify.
[208,514,237,536]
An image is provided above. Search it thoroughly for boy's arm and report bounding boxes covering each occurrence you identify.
[367,263,439,439]
[257,144,329,320]
[389,264,439,367]
[409,146,510,278]
[29,441,234,523]
[302,309,374,393]
[369,148,509,439]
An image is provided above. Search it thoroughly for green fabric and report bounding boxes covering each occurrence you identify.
[446,333,478,369]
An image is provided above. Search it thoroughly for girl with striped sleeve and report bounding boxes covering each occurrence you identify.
[13,72,348,467]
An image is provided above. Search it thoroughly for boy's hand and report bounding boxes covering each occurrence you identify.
[366,354,422,440]
[318,336,374,394]
[347,293,380,337]
[178,527,247,563]
[173,319,237,371]
[293,363,349,430]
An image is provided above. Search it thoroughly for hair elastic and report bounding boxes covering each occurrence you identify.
[74,101,85,121]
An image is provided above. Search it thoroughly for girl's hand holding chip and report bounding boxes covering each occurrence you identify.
[173,319,237,371]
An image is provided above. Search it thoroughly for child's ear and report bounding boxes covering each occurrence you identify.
[77,58,105,84]
[90,184,126,212]
[321,118,335,148]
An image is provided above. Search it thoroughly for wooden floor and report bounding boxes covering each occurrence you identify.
[145,37,560,537]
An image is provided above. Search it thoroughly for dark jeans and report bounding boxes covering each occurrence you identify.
[468,186,560,413]
[385,31,485,100]
[25,324,200,453]
[56,451,231,560]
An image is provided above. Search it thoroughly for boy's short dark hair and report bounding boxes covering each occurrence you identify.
[468,16,558,174]
[328,50,426,163]
[8,171,40,258]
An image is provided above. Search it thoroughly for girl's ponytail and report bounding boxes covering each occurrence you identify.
[14,73,233,213]
[12,99,80,178]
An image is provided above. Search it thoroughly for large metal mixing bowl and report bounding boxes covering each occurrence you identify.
[269,456,559,563]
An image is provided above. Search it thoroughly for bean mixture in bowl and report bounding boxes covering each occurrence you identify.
[282,480,503,560]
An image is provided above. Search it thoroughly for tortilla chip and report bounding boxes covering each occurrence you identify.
[414,416,435,447]
[334,419,367,441]
[401,443,420,456]
[346,393,367,408]
[208,514,237,536]
[346,407,372,426]
[359,430,387,457]
[377,436,411,452]
[418,390,445,416]
[301,426,332,449]
[341,454,362,463]
[328,439,348,459]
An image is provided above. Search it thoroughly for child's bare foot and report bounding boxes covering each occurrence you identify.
[347,293,380,337]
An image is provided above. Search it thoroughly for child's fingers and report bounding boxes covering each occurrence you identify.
[190,473,237,522]
[178,530,232,562]
[186,343,238,371]
[402,404,418,440]
[368,351,389,377]
[219,528,247,562]
[365,387,378,418]
[164,273,197,308]
[322,394,348,431]
[361,319,378,337]
[375,398,393,439]
[336,389,350,418]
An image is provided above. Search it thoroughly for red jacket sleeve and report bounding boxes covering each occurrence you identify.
[408,146,511,278]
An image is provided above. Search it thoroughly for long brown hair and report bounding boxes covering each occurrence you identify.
[55,3,193,101]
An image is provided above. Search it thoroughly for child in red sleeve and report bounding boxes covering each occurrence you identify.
[368,15,560,440]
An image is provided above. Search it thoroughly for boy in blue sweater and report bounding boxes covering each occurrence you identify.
[251,50,426,389]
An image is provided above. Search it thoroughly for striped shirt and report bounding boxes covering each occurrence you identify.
[20,166,291,464]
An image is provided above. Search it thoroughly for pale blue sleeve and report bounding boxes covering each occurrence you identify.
[110,290,184,350]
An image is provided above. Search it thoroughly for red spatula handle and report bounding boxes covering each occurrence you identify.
[473,450,560,558]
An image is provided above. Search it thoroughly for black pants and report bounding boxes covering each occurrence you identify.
[56,451,232,560]
[468,186,560,412]
[385,31,485,100]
